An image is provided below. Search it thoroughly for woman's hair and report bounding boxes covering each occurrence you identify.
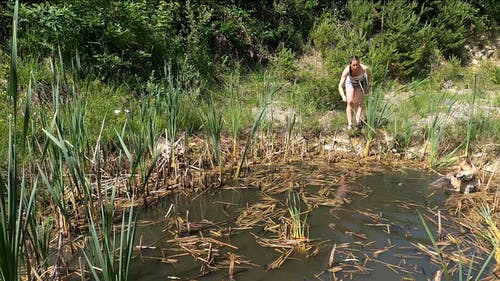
[349,56,360,64]
[348,56,360,76]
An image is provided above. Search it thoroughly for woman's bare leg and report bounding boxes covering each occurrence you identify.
[345,86,355,127]
[353,88,364,125]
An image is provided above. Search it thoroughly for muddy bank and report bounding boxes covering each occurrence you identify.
[107,129,499,213]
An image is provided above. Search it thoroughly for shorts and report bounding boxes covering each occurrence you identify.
[346,74,368,92]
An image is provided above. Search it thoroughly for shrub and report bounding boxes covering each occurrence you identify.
[480,61,500,86]
[424,0,482,59]
[271,46,298,81]
[431,56,464,88]
[298,74,338,111]
[312,0,438,82]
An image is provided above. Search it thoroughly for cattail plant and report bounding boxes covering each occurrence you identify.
[84,181,137,281]
[161,63,181,171]
[476,204,500,273]
[199,95,224,184]
[464,74,478,157]
[116,98,160,198]
[424,92,461,168]
[222,64,243,160]
[418,211,451,280]
[284,112,297,158]
[419,210,495,281]
[234,105,267,179]
[363,86,389,156]
[228,102,243,161]
[0,2,38,280]
[286,191,307,240]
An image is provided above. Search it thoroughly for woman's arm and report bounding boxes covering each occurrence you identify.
[338,66,349,101]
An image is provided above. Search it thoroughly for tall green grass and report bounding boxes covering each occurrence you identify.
[234,104,267,179]
[0,2,38,281]
[363,86,389,156]
[199,95,223,171]
[418,211,451,280]
[228,101,243,160]
[464,74,477,157]
[286,191,307,240]
[116,98,161,197]
[223,68,244,159]
[233,71,279,177]
[84,182,137,281]
[284,112,297,156]
[159,63,181,169]
[424,92,462,168]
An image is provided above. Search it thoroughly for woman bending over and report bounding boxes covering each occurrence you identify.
[338,56,371,130]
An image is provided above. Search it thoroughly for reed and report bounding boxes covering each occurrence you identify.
[464,74,477,157]
[424,92,461,168]
[222,64,243,160]
[419,209,496,281]
[0,2,38,280]
[199,95,224,179]
[476,204,500,270]
[286,191,307,240]
[200,96,223,165]
[116,98,160,197]
[160,63,181,170]
[234,104,267,178]
[228,102,243,160]
[391,119,414,153]
[418,211,451,281]
[363,86,389,156]
[284,112,296,157]
[84,183,137,281]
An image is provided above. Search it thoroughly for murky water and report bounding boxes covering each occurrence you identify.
[129,168,446,281]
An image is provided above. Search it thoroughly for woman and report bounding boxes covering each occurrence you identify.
[338,56,371,130]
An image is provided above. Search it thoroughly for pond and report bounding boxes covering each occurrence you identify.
[128,164,450,281]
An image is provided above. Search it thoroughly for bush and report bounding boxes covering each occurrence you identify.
[271,46,298,81]
[480,61,500,85]
[299,74,338,111]
[424,0,481,59]
[312,0,437,81]
[431,56,464,88]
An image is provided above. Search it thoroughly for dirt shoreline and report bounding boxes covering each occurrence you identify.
[113,131,498,211]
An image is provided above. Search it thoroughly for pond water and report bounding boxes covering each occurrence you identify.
[129,168,447,281]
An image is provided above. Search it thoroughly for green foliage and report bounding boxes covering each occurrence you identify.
[310,15,338,56]
[20,3,82,53]
[347,0,377,36]
[479,61,500,85]
[0,3,39,280]
[298,75,338,111]
[431,56,465,89]
[372,0,436,78]
[423,0,482,58]
[311,0,490,81]
[4,0,492,85]
[77,82,131,145]
[272,46,298,81]
[471,0,500,33]
[0,2,12,49]
[13,0,330,85]
[199,96,224,166]
[85,187,137,281]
